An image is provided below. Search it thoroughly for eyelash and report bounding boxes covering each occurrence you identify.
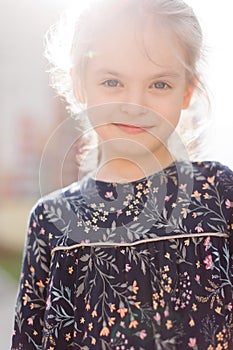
[102,79,122,88]
[101,79,171,90]
[150,82,171,90]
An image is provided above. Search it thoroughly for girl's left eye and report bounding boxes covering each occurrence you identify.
[150,82,170,89]
[102,79,121,87]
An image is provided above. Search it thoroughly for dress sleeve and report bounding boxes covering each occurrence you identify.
[11,201,51,350]
[220,164,233,252]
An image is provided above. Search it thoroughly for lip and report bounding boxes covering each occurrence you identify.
[113,123,153,135]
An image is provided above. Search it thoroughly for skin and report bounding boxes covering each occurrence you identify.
[75,16,195,182]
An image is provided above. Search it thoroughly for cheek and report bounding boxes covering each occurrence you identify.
[87,104,117,128]
[156,105,182,128]
[156,92,185,126]
[94,125,120,143]
[95,124,108,135]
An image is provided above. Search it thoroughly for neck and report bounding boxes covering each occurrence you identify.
[92,146,175,182]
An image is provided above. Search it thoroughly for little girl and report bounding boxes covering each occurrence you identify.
[11,0,233,349]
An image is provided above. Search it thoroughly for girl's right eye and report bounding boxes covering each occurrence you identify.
[102,79,121,88]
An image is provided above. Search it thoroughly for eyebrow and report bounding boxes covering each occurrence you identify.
[95,69,182,79]
[150,71,182,79]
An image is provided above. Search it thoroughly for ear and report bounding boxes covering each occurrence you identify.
[182,83,196,109]
[70,68,86,104]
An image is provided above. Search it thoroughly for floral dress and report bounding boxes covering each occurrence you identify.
[11,161,233,350]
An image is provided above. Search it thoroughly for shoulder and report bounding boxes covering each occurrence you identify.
[30,181,83,222]
[192,160,233,197]
[39,181,81,204]
[192,160,233,180]
[25,181,87,247]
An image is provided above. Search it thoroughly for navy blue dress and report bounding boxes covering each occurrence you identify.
[11,161,233,350]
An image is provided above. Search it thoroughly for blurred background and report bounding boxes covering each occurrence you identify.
[0,0,232,348]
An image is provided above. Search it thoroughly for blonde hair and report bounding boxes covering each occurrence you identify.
[44,0,208,165]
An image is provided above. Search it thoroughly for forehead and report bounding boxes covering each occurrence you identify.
[85,17,186,76]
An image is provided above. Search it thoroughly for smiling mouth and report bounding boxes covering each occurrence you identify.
[113,123,153,135]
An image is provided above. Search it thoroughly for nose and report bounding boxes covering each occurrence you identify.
[120,102,148,117]
[119,85,148,117]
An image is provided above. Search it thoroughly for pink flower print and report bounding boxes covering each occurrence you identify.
[154,312,161,323]
[40,227,45,235]
[27,317,34,325]
[195,225,204,233]
[164,309,170,317]
[188,337,197,348]
[117,209,123,216]
[125,264,132,272]
[204,236,211,251]
[32,221,37,228]
[139,330,147,340]
[227,302,233,311]
[165,195,171,202]
[203,255,213,270]
[225,199,231,209]
[46,295,51,310]
[195,275,200,284]
[105,191,114,199]
[81,239,90,244]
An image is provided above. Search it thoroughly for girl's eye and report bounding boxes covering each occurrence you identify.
[103,79,121,88]
[151,82,170,90]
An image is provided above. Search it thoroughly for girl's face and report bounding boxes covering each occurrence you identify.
[76,17,194,160]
